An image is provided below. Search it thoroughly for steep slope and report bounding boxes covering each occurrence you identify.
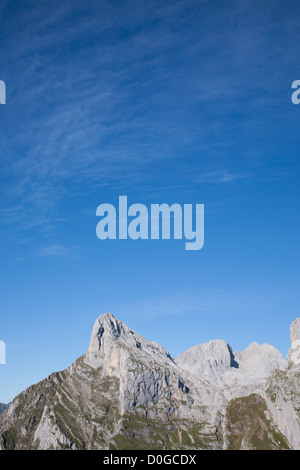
[224,394,290,450]
[262,318,300,450]
[0,313,299,450]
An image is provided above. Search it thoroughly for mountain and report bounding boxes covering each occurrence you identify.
[0,313,299,450]
[175,339,286,388]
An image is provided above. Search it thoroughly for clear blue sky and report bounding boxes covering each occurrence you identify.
[0,0,299,403]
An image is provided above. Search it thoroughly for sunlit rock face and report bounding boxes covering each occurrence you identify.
[288,318,300,366]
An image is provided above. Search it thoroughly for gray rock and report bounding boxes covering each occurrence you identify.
[290,318,300,344]
[176,339,286,388]
[288,318,300,366]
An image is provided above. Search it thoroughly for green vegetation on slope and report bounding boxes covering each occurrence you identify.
[225,393,290,450]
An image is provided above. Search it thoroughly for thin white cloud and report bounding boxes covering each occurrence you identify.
[0,0,297,246]
[33,244,81,260]
[119,288,300,320]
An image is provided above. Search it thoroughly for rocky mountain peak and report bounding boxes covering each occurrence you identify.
[89,312,127,344]
[175,339,239,387]
[0,314,299,450]
[290,318,300,345]
[176,337,286,388]
[84,312,174,370]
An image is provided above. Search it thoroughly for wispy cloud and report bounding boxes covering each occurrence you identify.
[0,0,298,247]
[196,171,249,184]
[120,288,300,320]
[33,244,81,260]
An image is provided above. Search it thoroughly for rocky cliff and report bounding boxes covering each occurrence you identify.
[0,313,298,450]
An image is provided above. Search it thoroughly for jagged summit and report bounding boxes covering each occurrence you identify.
[88,312,128,345]
[175,337,286,388]
[290,318,300,344]
[233,342,286,382]
[175,339,237,384]
[85,312,174,370]
[85,313,287,389]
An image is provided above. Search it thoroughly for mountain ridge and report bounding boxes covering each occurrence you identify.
[0,312,299,450]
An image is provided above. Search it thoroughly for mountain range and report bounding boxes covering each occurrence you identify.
[0,313,299,450]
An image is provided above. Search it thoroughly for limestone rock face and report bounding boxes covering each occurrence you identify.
[85,312,174,371]
[175,340,238,387]
[233,342,287,383]
[290,318,300,344]
[0,314,299,450]
[288,318,300,366]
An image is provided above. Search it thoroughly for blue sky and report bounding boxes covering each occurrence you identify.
[0,0,300,403]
